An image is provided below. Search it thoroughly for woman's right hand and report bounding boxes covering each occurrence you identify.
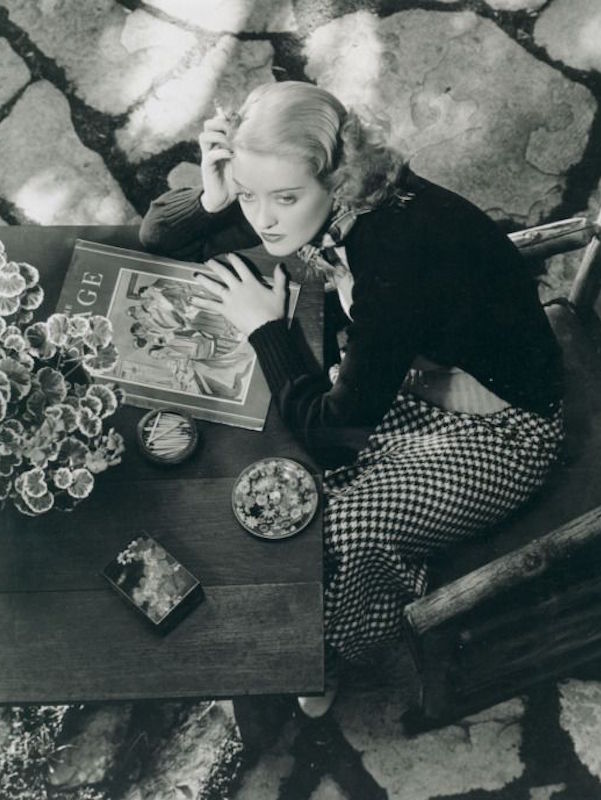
[198,112,236,213]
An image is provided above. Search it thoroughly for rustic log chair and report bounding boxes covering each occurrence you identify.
[402,210,601,730]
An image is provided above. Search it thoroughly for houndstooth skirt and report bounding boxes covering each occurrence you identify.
[322,392,564,662]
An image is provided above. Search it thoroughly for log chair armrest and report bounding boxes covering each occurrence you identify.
[403,504,601,654]
[505,210,601,313]
[569,209,601,311]
[509,216,595,259]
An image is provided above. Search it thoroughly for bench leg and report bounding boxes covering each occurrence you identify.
[232,695,293,752]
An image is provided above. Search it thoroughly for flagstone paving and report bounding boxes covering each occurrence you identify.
[1,1,601,798]
[303,8,596,224]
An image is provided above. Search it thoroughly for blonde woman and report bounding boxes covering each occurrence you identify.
[140,81,563,717]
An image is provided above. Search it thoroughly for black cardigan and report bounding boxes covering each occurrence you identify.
[139,171,563,468]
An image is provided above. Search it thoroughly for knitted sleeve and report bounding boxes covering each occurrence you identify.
[139,186,261,261]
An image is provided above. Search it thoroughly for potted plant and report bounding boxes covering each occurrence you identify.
[0,239,125,516]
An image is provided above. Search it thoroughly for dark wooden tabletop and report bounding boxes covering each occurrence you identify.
[0,226,324,704]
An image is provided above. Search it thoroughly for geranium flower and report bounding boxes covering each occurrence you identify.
[16,309,34,325]
[84,449,109,474]
[58,436,89,467]
[3,331,27,353]
[20,467,47,498]
[104,427,125,456]
[0,239,122,516]
[26,389,46,420]
[16,352,34,371]
[85,384,118,419]
[16,261,40,288]
[12,493,36,516]
[25,446,49,469]
[46,313,70,346]
[45,403,78,434]
[3,418,24,434]
[84,315,112,349]
[67,468,94,499]
[82,343,118,373]
[36,366,67,405]
[24,322,56,360]
[65,341,85,361]
[0,356,31,400]
[68,316,90,337]
[3,324,22,338]
[80,394,103,417]
[0,424,22,455]
[0,294,19,316]
[0,451,21,476]
[53,467,73,489]
[23,490,54,514]
[77,407,102,438]
[0,261,27,298]
[20,285,44,311]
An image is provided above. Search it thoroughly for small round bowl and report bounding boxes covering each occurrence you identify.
[137,408,199,465]
[232,457,319,540]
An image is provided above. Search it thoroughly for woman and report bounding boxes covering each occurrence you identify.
[140,81,564,716]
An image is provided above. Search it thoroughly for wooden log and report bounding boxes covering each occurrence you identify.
[569,208,601,310]
[451,638,601,711]
[459,594,601,679]
[457,566,601,647]
[403,505,601,638]
[509,217,594,259]
[461,625,601,698]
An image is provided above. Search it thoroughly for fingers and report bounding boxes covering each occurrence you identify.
[199,129,231,152]
[192,270,228,298]
[204,115,229,131]
[224,252,254,279]
[199,126,233,170]
[206,258,242,288]
[203,150,233,171]
[187,295,221,311]
[195,255,287,295]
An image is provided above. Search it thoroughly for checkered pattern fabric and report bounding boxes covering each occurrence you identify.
[322,392,564,662]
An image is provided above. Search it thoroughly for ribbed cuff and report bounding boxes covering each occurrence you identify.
[249,319,309,395]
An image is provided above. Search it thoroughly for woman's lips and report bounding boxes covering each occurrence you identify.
[262,232,285,242]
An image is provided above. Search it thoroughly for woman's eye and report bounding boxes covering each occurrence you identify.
[238,191,255,202]
[277,195,297,205]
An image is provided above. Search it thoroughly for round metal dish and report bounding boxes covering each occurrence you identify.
[231,457,319,540]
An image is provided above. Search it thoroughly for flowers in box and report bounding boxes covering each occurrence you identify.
[0,239,125,516]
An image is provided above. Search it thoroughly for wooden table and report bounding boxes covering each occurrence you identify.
[0,226,324,716]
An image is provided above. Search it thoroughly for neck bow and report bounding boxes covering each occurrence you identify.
[296,204,369,280]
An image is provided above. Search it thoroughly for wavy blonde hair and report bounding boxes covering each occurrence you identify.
[228,81,407,211]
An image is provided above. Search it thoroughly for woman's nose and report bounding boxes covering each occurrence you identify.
[255,201,277,230]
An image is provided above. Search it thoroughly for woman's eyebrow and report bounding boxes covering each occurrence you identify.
[232,177,304,193]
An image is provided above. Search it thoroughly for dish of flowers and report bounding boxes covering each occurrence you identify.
[232,457,318,539]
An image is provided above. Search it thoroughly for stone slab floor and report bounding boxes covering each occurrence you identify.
[1,1,601,798]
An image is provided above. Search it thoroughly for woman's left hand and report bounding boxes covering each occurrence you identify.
[191,253,287,336]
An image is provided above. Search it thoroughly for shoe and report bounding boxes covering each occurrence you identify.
[297,649,339,718]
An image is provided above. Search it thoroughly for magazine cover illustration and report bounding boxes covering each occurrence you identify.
[56,240,300,430]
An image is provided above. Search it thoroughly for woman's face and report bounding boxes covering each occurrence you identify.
[231,148,334,256]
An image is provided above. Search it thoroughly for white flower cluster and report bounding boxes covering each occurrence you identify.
[0,240,125,516]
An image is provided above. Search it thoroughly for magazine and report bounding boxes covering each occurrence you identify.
[56,239,300,430]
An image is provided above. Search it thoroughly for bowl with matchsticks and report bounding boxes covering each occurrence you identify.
[137,408,199,465]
